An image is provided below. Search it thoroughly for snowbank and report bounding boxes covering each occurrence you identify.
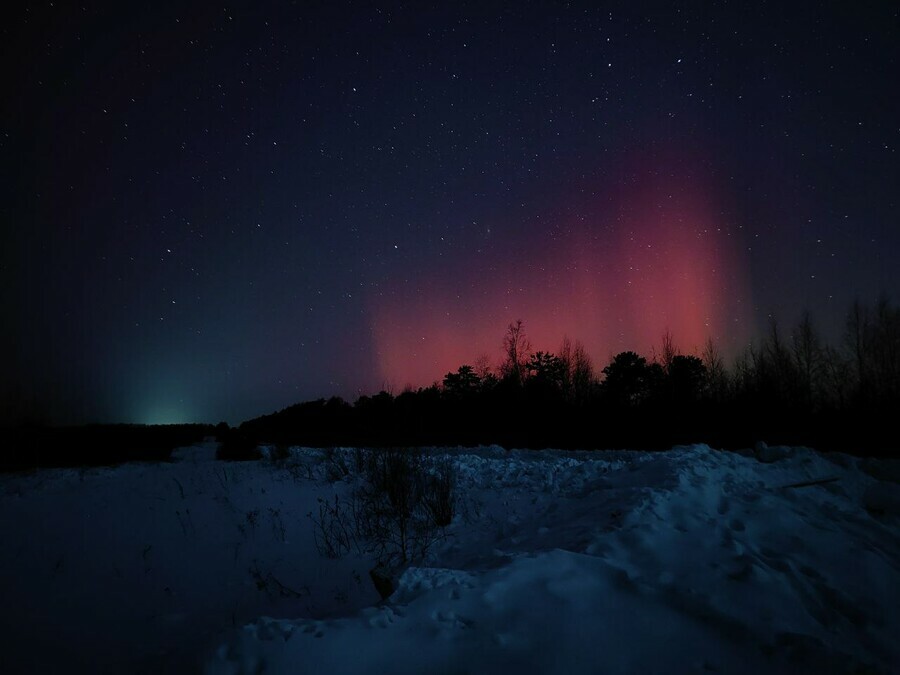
[207,444,900,674]
[0,443,897,674]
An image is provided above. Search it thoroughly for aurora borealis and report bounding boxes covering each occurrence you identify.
[369,143,752,390]
[3,1,898,425]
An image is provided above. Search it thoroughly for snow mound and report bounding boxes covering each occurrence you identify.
[1,443,896,673]
[207,444,900,675]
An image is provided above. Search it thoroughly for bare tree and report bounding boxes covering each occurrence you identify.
[571,340,594,403]
[844,299,869,399]
[702,337,728,402]
[501,319,531,385]
[732,348,754,397]
[473,353,495,382]
[841,296,900,405]
[791,311,823,410]
[558,336,594,403]
[559,336,574,397]
[871,295,900,402]
[821,344,850,409]
[657,329,679,374]
[755,316,797,404]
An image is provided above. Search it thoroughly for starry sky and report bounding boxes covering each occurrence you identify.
[3,1,898,426]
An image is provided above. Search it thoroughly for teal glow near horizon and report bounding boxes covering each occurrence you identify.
[4,2,897,426]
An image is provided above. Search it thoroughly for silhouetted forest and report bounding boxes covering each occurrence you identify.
[238,298,900,457]
[3,298,898,470]
[0,424,216,472]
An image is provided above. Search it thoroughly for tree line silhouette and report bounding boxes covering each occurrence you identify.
[237,297,900,457]
[1,424,216,472]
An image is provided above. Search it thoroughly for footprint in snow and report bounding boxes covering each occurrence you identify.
[431,610,472,631]
[717,495,730,515]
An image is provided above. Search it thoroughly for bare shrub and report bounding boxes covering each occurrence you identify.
[309,448,457,571]
[323,447,351,482]
[270,444,292,462]
[423,457,456,527]
[355,448,435,567]
[352,447,371,474]
[310,494,359,558]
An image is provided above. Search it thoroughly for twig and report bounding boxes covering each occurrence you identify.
[774,476,840,489]
[175,510,188,536]
[268,573,309,598]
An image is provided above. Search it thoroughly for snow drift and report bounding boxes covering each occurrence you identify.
[1,443,897,674]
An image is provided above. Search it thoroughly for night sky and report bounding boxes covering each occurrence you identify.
[3,1,898,426]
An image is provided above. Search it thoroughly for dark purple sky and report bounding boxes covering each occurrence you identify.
[3,1,898,425]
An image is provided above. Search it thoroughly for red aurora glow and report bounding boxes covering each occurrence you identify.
[368,163,752,390]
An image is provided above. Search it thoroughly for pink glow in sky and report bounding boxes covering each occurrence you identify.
[368,160,752,390]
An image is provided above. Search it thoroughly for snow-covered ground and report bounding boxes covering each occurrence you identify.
[1,443,898,674]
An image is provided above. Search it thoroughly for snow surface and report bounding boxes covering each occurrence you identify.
[0,443,898,674]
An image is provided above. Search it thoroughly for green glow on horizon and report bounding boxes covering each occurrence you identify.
[137,403,196,426]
